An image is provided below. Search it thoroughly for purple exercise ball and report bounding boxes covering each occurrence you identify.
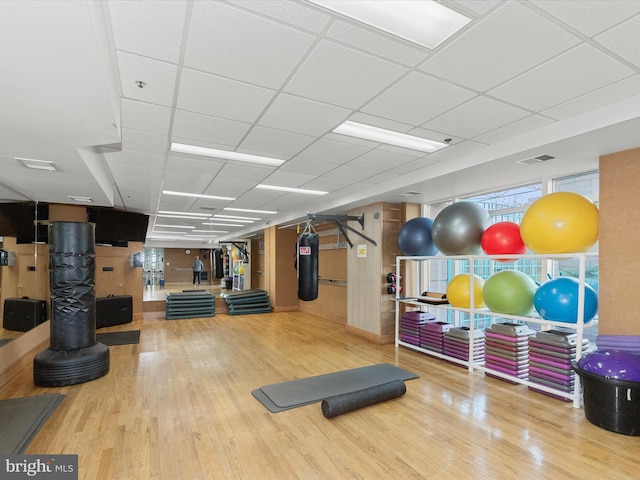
[576,350,640,382]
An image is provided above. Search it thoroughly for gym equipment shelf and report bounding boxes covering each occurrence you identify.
[392,252,598,408]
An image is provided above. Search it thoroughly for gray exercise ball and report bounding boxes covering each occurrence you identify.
[432,202,491,255]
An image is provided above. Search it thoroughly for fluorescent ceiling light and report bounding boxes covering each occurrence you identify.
[158,210,211,217]
[224,207,278,214]
[193,229,229,234]
[157,214,211,220]
[171,142,285,167]
[308,0,470,49]
[150,231,186,235]
[256,184,328,195]
[68,196,93,203]
[162,190,235,201]
[202,222,248,227]
[16,157,57,171]
[154,224,195,229]
[333,121,448,153]
[213,214,261,221]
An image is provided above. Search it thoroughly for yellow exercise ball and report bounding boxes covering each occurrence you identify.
[446,273,485,309]
[520,192,598,253]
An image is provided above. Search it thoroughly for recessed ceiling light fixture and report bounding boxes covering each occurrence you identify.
[256,184,328,195]
[202,222,247,227]
[157,214,212,220]
[224,207,278,214]
[68,195,93,203]
[154,224,195,229]
[333,121,449,153]
[158,210,211,217]
[170,143,285,167]
[308,0,470,49]
[16,157,57,171]
[192,229,229,234]
[213,214,261,221]
[162,190,235,201]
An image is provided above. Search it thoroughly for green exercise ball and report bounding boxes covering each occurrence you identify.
[482,270,537,316]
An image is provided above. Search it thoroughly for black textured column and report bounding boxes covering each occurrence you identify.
[34,221,110,387]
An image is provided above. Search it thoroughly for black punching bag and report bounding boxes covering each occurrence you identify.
[214,249,224,279]
[34,221,110,387]
[297,232,319,301]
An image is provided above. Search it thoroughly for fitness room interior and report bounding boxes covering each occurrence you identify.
[1,1,640,479]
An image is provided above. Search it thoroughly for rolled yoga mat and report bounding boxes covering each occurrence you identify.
[321,379,407,418]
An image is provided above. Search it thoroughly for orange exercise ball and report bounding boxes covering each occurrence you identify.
[446,273,485,309]
[520,192,598,253]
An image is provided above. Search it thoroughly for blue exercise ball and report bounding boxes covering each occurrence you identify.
[534,276,598,323]
[432,202,491,255]
[397,217,438,256]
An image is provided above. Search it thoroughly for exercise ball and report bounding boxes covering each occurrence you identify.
[432,202,491,255]
[520,192,598,253]
[576,350,640,382]
[482,270,537,316]
[397,217,438,256]
[446,273,485,308]
[481,222,526,261]
[534,276,598,323]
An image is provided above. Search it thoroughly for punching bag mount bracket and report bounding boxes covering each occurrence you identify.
[305,213,377,248]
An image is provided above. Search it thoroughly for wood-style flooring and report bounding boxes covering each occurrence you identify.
[1,309,639,479]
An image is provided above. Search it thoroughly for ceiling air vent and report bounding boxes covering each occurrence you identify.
[517,154,555,165]
[199,206,217,211]
[397,191,422,197]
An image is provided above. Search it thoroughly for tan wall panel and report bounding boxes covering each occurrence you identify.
[95,242,143,315]
[298,284,347,324]
[598,147,640,335]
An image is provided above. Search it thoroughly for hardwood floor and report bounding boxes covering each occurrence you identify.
[1,310,639,479]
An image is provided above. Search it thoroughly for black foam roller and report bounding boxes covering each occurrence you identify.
[321,379,407,418]
[297,232,319,301]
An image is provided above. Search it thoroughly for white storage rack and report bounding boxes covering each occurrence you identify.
[393,253,598,408]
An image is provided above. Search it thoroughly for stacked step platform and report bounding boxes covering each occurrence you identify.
[220,289,272,315]
[400,311,436,346]
[166,291,215,320]
[484,322,536,383]
[443,327,485,365]
[528,329,590,400]
[419,321,453,353]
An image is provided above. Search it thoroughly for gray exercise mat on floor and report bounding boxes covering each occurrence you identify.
[96,330,140,346]
[0,393,65,454]
[254,363,418,412]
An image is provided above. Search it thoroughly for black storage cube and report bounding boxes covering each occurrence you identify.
[96,295,133,329]
[3,297,47,332]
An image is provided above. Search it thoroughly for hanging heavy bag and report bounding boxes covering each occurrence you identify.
[298,232,319,301]
[214,249,224,279]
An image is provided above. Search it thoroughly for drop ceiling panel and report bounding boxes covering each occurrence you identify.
[258,93,350,136]
[104,150,165,170]
[121,100,171,135]
[595,14,640,67]
[177,69,276,122]
[488,44,635,112]
[278,157,338,176]
[284,40,406,108]
[347,149,417,171]
[361,71,477,125]
[363,171,402,185]
[205,176,261,198]
[422,96,530,140]
[117,52,177,106]
[531,0,640,37]
[121,130,168,155]
[325,20,428,67]
[297,138,373,164]
[419,1,581,91]
[262,171,317,187]
[172,110,251,147]
[320,164,380,183]
[185,2,316,89]
[542,75,640,120]
[215,163,274,181]
[451,0,502,16]
[226,0,331,33]
[166,155,225,175]
[474,115,555,144]
[108,0,186,62]
[239,126,316,157]
[161,171,217,194]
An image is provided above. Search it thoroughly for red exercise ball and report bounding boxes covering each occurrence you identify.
[481,222,526,261]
